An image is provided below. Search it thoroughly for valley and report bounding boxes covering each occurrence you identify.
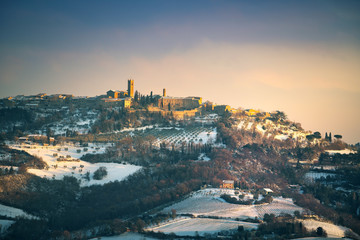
[0,92,359,240]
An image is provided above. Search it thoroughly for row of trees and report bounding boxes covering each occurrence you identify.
[220,194,273,205]
[293,193,360,235]
[80,136,213,167]
[258,216,327,238]
[0,150,233,238]
[90,108,176,134]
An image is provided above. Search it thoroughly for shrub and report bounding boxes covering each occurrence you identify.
[93,166,108,180]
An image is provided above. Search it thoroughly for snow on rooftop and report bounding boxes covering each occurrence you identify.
[263,188,273,192]
[223,180,234,184]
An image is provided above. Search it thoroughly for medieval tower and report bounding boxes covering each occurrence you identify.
[128,79,134,98]
[163,88,166,97]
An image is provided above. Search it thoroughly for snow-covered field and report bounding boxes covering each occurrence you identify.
[102,125,218,148]
[151,127,217,147]
[44,109,98,135]
[0,203,37,219]
[9,143,141,187]
[148,217,258,236]
[0,219,15,234]
[162,189,304,219]
[90,232,158,240]
[236,118,308,143]
[255,197,304,217]
[312,165,336,171]
[195,114,219,124]
[325,149,355,155]
[301,219,349,238]
[156,189,305,237]
[305,171,337,181]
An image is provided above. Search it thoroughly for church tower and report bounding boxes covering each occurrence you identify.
[128,79,134,98]
[163,88,166,97]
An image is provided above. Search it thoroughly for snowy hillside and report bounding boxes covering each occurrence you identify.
[0,203,38,219]
[301,219,350,238]
[0,219,15,235]
[325,149,355,155]
[41,109,98,135]
[100,125,218,148]
[90,232,158,240]
[162,188,304,219]
[236,117,309,143]
[147,217,258,237]
[9,143,141,187]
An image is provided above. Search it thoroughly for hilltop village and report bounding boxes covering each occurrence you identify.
[0,79,359,240]
[104,79,203,118]
[2,79,271,120]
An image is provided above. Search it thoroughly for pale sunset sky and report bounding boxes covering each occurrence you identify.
[1,1,359,143]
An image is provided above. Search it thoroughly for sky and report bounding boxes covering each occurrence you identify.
[0,0,360,143]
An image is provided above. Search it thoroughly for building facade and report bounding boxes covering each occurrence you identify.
[158,96,202,110]
[220,180,234,189]
[128,79,134,98]
[107,79,135,99]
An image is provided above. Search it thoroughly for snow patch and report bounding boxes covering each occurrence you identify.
[90,232,158,240]
[0,203,38,219]
[198,153,211,161]
[147,217,258,236]
[9,143,141,187]
[325,149,355,155]
[275,134,289,141]
[0,219,15,234]
[162,189,304,220]
[301,219,349,238]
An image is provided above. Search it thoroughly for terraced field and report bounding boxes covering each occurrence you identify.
[162,189,305,219]
[100,125,217,147]
[147,217,258,236]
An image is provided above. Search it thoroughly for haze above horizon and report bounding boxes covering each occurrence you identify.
[1,0,359,143]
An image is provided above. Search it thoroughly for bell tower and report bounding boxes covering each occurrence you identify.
[128,79,134,98]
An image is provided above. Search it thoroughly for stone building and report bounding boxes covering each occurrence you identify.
[102,97,131,108]
[128,79,134,98]
[214,105,231,114]
[107,79,134,99]
[220,180,234,189]
[158,96,202,110]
